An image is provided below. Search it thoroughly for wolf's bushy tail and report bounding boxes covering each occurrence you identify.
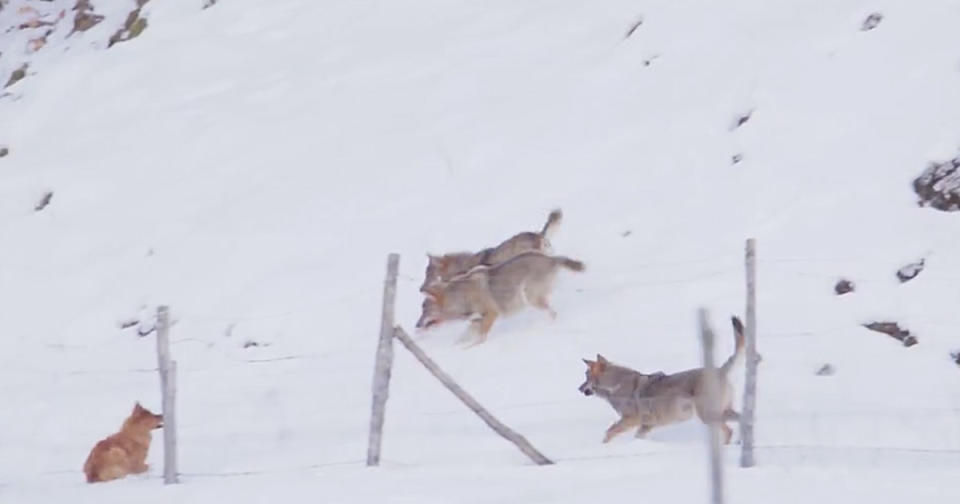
[540,209,563,240]
[556,256,585,272]
[720,316,746,375]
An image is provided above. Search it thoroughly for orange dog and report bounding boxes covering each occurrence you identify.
[83,402,163,483]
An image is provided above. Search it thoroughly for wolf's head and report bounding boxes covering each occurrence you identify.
[578,354,612,397]
[123,402,163,432]
[415,284,447,330]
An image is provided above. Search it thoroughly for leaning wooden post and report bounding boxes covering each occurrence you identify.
[155,306,179,484]
[698,309,724,504]
[366,253,399,467]
[394,326,554,465]
[740,239,758,468]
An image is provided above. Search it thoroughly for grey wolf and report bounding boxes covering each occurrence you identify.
[579,316,745,443]
[83,402,163,483]
[420,209,563,292]
[415,251,584,345]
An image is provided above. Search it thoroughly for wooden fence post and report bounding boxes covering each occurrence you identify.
[366,253,399,466]
[698,309,724,504]
[155,306,179,484]
[740,239,758,468]
[393,326,553,465]
[163,360,179,484]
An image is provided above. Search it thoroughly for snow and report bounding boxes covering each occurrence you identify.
[2,0,960,502]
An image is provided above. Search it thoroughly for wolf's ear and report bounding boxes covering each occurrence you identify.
[133,402,143,413]
[582,358,594,367]
[596,354,609,364]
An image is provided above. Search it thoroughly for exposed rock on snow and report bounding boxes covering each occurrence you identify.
[4,63,27,88]
[108,0,150,48]
[34,190,53,212]
[896,259,925,283]
[861,13,883,31]
[914,157,960,211]
[815,363,836,376]
[863,321,918,347]
[834,278,855,295]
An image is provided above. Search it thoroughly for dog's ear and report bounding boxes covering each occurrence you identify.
[133,402,143,413]
[582,358,594,367]
[596,354,609,364]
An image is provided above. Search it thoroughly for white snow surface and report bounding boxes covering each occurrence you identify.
[2,0,960,502]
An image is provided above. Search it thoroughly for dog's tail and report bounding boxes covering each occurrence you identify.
[720,316,746,375]
[556,256,585,272]
[540,209,563,240]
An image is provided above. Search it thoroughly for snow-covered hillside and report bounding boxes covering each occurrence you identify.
[2,0,960,502]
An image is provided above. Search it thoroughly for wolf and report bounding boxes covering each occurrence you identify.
[83,402,163,483]
[579,316,745,443]
[420,209,563,292]
[416,251,584,345]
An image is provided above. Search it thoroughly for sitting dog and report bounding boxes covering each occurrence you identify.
[579,316,745,443]
[83,402,163,483]
[416,251,584,345]
[420,209,563,292]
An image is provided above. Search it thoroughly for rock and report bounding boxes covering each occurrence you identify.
[861,12,883,31]
[914,157,960,212]
[952,351,960,367]
[4,63,28,89]
[862,321,918,347]
[731,153,743,165]
[108,1,150,48]
[815,364,836,376]
[0,146,8,157]
[34,191,53,212]
[896,259,924,283]
[624,17,643,39]
[71,0,105,35]
[834,278,855,295]
[731,110,753,130]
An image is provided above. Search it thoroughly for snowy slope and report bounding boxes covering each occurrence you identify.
[2,0,960,502]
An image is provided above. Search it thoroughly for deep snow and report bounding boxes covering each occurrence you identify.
[2,0,960,502]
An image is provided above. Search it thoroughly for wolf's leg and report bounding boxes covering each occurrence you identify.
[603,416,641,443]
[463,311,498,347]
[132,462,149,474]
[634,424,654,438]
[530,295,557,319]
[722,409,741,422]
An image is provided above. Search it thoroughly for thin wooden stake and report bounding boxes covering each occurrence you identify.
[740,238,758,468]
[366,253,399,467]
[163,360,179,484]
[393,326,554,465]
[155,306,178,484]
[698,309,724,504]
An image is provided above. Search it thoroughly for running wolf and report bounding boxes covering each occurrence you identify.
[416,251,584,345]
[420,209,563,292]
[579,316,745,443]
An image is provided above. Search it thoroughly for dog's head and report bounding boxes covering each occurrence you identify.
[578,354,610,397]
[415,285,447,330]
[125,402,163,431]
[420,254,448,293]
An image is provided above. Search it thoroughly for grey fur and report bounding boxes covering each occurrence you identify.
[421,209,563,292]
[579,316,745,443]
[416,251,584,345]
